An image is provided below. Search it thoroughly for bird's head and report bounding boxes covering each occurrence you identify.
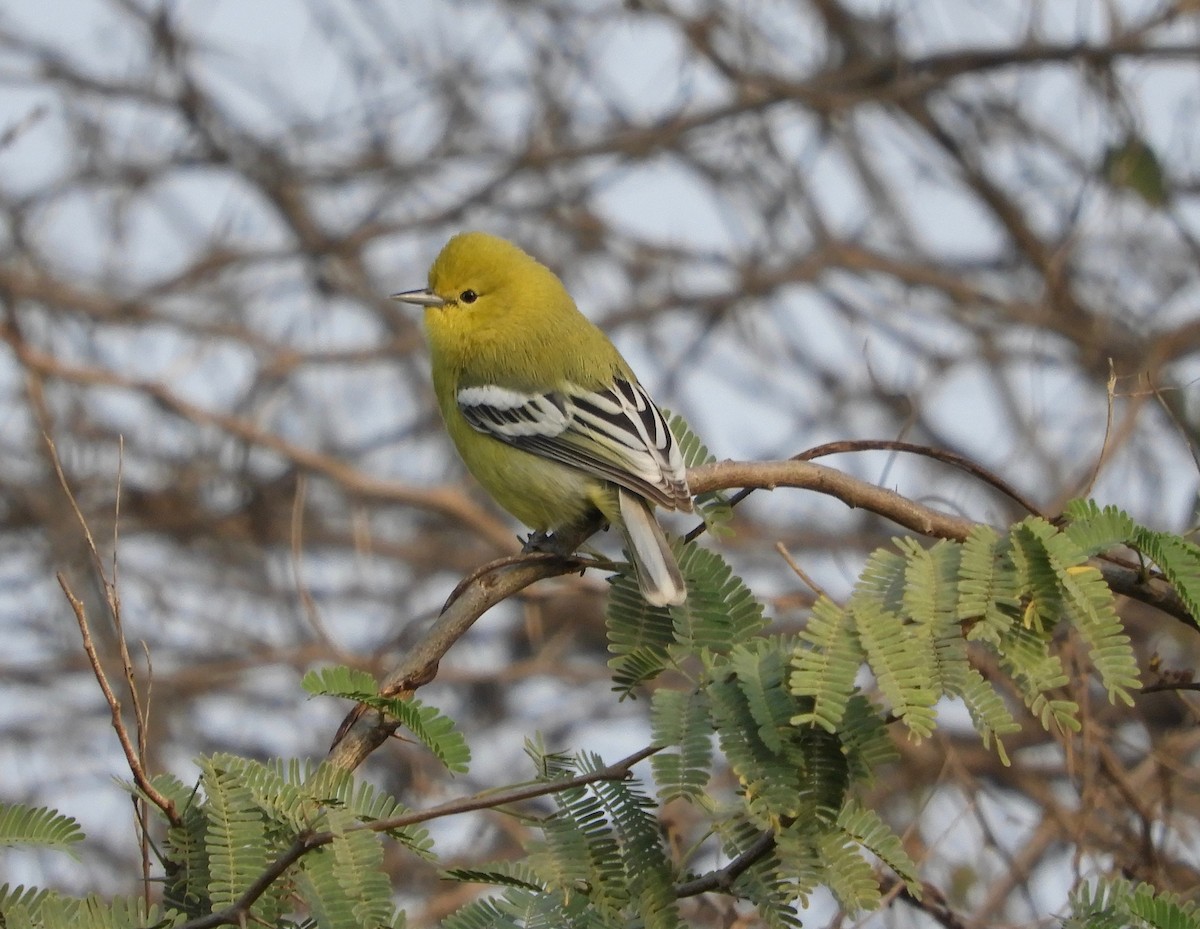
[392,231,571,320]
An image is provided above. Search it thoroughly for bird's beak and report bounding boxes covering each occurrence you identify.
[391,288,445,307]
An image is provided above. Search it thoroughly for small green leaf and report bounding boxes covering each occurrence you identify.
[1102,136,1168,207]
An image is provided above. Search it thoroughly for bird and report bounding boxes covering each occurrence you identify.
[393,231,692,606]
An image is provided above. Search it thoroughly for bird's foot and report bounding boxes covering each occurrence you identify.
[521,530,570,556]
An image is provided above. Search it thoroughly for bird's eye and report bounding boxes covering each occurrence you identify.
[459,289,478,304]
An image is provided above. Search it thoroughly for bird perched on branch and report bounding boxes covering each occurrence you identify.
[394,232,692,606]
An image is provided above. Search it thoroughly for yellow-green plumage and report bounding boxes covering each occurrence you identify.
[395,231,691,606]
[425,234,628,529]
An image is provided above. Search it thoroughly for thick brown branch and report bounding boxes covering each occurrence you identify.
[688,458,979,539]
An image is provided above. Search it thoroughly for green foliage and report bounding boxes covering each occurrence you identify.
[296,809,397,929]
[584,754,682,929]
[609,411,758,691]
[836,802,919,894]
[301,664,380,702]
[606,566,676,694]
[1067,877,1200,929]
[0,804,84,859]
[302,666,471,773]
[851,548,939,738]
[451,748,683,929]
[710,639,849,827]
[790,595,863,733]
[590,499,1192,927]
[0,885,53,923]
[144,754,423,927]
[837,694,898,783]
[1102,135,1169,207]
[665,410,733,537]
[816,830,881,914]
[198,755,279,920]
[439,735,897,929]
[102,757,419,927]
[531,775,628,918]
[649,687,712,801]
[442,864,546,893]
[607,536,768,694]
[154,773,211,915]
[199,755,434,854]
[792,506,1156,754]
[1062,500,1137,554]
[438,885,604,929]
[1129,523,1200,623]
[12,498,1195,928]
[723,819,811,928]
[957,524,1022,644]
[672,542,770,652]
[1018,518,1139,705]
[0,892,186,929]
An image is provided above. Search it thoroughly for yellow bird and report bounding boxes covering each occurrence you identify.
[394,232,692,606]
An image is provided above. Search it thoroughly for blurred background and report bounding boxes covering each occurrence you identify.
[1,1,1198,925]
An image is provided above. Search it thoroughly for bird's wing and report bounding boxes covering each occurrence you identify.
[456,378,692,511]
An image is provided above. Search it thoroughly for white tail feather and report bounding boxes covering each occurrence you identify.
[617,488,686,607]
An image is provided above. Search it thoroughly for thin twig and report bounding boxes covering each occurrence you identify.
[675,830,777,897]
[107,439,154,900]
[881,875,971,929]
[774,541,829,601]
[1080,360,1119,500]
[1139,680,1200,694]
[6,335,514,548]
[1150,374,1200,476]
[327,544,593,765]
[794,439,1045,518]
[44,433,178,827]
[290,474,341,650]
[56,574,179,825]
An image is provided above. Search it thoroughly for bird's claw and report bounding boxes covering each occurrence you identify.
[521,530,564,555]
[520,535,580,556]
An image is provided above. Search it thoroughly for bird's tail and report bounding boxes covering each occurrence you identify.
[617,487,687,607]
